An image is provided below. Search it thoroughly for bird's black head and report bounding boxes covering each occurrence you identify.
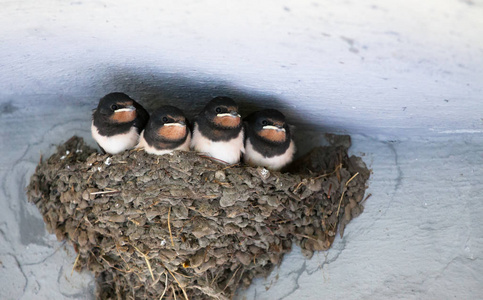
[245,109,290,144]
[146,105,188,143]
[201,96,241,129]
[95,92,137,124]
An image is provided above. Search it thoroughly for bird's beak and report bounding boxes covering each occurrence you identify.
[263,125,286,132]
[217,111,241,118]
[115,105,136,113]
[164,121,186,127]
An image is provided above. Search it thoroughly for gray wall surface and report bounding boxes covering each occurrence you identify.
[1,0,482,299]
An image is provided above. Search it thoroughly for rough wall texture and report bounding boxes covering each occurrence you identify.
[1,0,482,299]
[1,0,482,137]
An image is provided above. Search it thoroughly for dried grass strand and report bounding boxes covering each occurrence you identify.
[168,206,175,247]
[159,273,168,300]
[90,190,120,195]
[336,172,359,217]
[167,268,189,300]
[71,253,80,276]
[132,244,155,281]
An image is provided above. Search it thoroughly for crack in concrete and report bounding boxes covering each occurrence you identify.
[279,260,307,300]
[7,253,29,295]
[433,255,481,282]
[0,222,10,244]
[356,136,403,223]
[33,279,40,295]
[22,241,66,266]
[2,118,89,246]
[307,238,347,276]
[385,141,403,194]
[250,243,345,300]
[57,265,95,299]
[357,134,403,202]
[0,117,90,299]
[1,116,88,206]
[57,265,64,284]
[60,282,96,299]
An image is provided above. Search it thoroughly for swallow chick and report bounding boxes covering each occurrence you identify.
[137,105,191,155]
[190,96,244,164]
[243,109,295,171]
[91,92,149,154]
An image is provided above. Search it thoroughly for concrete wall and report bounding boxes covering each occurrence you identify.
[1,0,482,299]
[2,0,482,138]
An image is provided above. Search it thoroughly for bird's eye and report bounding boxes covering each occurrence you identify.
[162,117,168,123]
[215,107,222,113]
[111,104,118,111]
[262,120,268,126]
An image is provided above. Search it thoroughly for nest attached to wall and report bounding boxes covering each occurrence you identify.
[27,135,370,300]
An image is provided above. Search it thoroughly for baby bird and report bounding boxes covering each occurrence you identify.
[91,92,149,154]
[191,96,244,164]
[243,109,295,171]
[137,105,191,155]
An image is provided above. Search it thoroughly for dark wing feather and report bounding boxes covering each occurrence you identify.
[133,101,150,133]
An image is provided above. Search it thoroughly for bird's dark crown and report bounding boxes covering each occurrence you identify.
[144,105,188,148]
[195,96,242,141]
[92,92,149,137]
[245,109,289,140]
[96,92,135,116]
[244,109,292,157]
[148,105,187,129]
[201,96,238,119]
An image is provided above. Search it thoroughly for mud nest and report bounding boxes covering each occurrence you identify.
[27,135,370,300]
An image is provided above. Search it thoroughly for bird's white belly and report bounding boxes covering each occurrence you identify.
[191,124,244,164]
[91,122,139,154]
[244,139,295,171]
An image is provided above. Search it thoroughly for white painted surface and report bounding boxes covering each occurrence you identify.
[1,0,482,299]
[1,0,482,137]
